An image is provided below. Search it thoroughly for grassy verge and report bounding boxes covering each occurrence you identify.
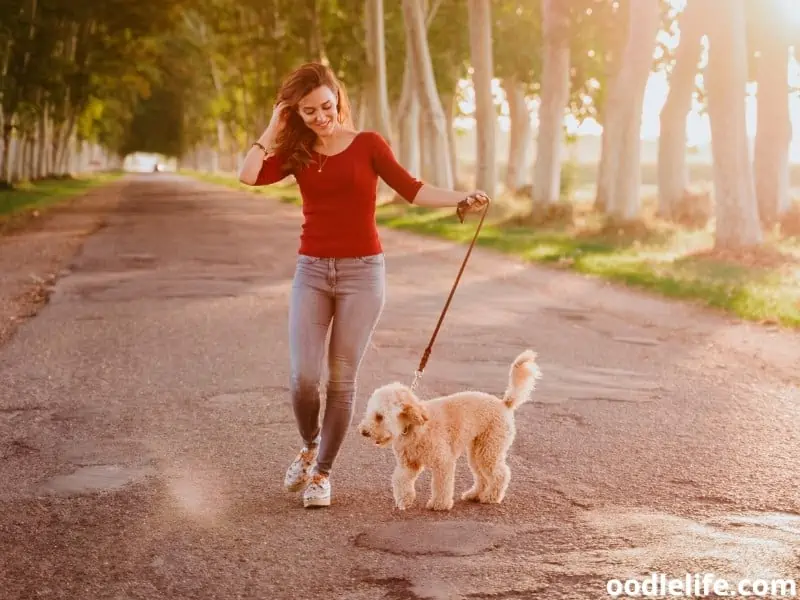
[0,171,124,232]
[185,170,800,329]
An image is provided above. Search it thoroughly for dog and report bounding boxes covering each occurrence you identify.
[357,349,541,511]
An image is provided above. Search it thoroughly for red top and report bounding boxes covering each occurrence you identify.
[254,131,424,258]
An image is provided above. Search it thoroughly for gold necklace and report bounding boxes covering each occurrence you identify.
[316,153,329,172]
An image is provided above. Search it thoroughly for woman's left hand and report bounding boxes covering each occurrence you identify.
[457,190,490,222]
[464,190,490,211]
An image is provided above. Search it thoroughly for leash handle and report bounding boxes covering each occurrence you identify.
[412,200,489,390]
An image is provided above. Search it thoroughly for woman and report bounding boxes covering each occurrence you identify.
[239,62,489,508]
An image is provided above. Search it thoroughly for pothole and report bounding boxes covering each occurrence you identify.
[38,464,153,495]
[354,521,519,557]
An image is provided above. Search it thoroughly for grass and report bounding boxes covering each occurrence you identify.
[184,169,800,329]
[0,171,124,232]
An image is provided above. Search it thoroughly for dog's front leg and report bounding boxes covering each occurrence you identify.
[392,464,421,510]
[427,461,455,511]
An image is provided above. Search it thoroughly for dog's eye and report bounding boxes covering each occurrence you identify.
[375,413,383,422]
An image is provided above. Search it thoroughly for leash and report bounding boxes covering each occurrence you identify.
[410,198,489,392]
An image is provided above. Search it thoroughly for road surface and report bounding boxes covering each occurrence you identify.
[1,174,799,599]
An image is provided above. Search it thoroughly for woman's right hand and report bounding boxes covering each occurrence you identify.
[257,102,288,147]
[268,102,288,129]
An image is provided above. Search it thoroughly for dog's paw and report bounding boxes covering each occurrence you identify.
[395,498,415,510]
[394,492,416,510]
[461,487,481,502]
[478,491,504,504]
[426,497,454,511]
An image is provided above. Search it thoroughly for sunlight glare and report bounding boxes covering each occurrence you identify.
[775,0,800,29]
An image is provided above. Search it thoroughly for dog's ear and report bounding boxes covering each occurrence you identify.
[398,392,428,430]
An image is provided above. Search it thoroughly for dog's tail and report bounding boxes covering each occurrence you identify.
[502,349,542,410]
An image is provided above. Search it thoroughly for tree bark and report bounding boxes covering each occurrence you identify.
[704,0,763,248]
[467,0,496,197]
[657,0,706,219]
[443,89,459,187]
[1,123,11,184]
[402,0,453,188]
[753,3,792,227]
[365,0,393,144]
[532,0,570,206]
[396,51,421,177]
[599,0,661,222]
[504,76,531,193]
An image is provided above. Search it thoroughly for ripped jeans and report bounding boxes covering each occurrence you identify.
[288,253,386,474]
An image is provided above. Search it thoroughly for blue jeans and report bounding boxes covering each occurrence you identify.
[288,253,386,474]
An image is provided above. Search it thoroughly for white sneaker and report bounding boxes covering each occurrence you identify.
[303,471,331,508]
[284,445,318,492]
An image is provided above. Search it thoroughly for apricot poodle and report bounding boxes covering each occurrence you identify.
[357,349,541,511]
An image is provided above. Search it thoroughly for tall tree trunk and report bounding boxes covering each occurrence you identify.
[504,76,530,193]
[657,0,705,219]
[532,0,570,206]
[308,0,326,63]
[402,0,452,188]
[3,122,15,183]
[467,0,496,197]
[395,51,421,176]
[444,90,459,187]
[602,0,661,222]
[0,36,10,181]
[753,4,792,228]
[418,108,434,180]
[36,100,47,178]
[394,0,441,178]
[704,0,763,248]
[55,112,77,174]
[365,0,393,144]
[16,133,25,182]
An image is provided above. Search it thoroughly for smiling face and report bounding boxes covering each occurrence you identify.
[358,383,429,447]
[297,85,338,139]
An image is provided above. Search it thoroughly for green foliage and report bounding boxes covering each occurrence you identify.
[427,0,471,97]
[492,1,543,91]
[1,0,696,165]
[1,0,192,170]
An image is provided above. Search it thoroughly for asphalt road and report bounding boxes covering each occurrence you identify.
[1,174,799,600]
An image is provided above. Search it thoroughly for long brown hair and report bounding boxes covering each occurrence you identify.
[271,63,354,172]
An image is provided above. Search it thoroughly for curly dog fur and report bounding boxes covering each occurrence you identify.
[357,349,542,511]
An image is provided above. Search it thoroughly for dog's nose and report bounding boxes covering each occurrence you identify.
[360,428,370,437]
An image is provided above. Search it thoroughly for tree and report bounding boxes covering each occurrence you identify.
[532,0,570,207]
[401,0,452,188]
[364,0,393,144]
[594,0,662,222]
[423,0,470,186]
[492,0,540,192]
[657,0,706,219]
[704,0,763,248]
[750,0,793,227]
[467,0,496,198]
[0,0,191,184]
